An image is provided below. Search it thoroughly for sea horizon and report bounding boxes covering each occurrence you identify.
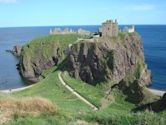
[0,24,166,29]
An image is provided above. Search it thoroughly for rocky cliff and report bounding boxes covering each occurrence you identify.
[66,33,151,87]
[18,32,151,90]
[18,34,79,83]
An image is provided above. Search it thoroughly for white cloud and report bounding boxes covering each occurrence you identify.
[0,0,17,4]
[127,4,156,11]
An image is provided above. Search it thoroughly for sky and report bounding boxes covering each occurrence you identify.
[0,0,166,27]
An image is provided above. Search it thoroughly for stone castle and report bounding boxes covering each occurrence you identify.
[99,19,119,37]
[49,19,135,38]
[99,19,135,37]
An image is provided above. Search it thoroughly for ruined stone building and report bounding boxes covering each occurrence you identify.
[125,25,135,33]
[49,28,74,35]
[49,28,91,36]
[99,19,119,37]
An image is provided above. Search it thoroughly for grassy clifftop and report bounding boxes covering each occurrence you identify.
[19,34,80,83]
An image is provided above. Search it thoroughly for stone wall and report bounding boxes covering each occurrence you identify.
[100,20,119,37]
[49,28,91,36]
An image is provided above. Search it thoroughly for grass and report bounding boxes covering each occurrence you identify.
[0,97,58,124]
[24,34,79,59]
[1,66,166,125]
[61,72,104,107]
[5,114,68,125]
[0,68,92,124]
[82,89,166,125]
[0,97,58,114]
[13,69,91,114]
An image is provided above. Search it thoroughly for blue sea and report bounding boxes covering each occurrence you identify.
[0,25,166,90]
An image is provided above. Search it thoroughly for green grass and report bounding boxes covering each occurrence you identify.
[14,69,91,114]
[0,68,92,124]
[82,89,166,125]
[61,72,104,107]
[5,114,69,125]
[1,66,166,125]
[26,34,79,48]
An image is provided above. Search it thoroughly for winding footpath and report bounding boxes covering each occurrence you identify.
[0,84,35,94]
[58,72,98,111]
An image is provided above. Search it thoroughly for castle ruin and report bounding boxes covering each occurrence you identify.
[99,19,119,37]
[49,19,135,38]
[124,25,135,33]
[49,28,91,36]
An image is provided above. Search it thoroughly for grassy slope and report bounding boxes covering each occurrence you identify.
[62,72,104,107]
[62,73,165,124]
[2,68,166,125]
[61,72,136,124]
[14,69,91,113]
[61,72,166,125]
[1,34,166,125]
[3,68,91,125]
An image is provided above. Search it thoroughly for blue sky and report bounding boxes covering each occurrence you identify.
[0,0,166,27]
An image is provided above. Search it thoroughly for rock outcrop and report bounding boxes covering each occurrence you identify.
[66,33,151,86]
[6,45,22,57]
[19,45,62,83]
[18,35,79,83]
[133,93,166,112]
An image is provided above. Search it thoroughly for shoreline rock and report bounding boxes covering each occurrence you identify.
[6,45,22,57]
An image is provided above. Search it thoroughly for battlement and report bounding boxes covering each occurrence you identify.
[102,19,118,24]
[99,19,119,37]
[49,28,91,36]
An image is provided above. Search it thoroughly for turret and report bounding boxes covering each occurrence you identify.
[99,19,119,37]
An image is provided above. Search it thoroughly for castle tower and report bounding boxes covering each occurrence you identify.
[100,19,119,37]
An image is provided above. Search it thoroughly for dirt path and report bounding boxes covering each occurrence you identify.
[0,84,35,94]
[58,72,98,111]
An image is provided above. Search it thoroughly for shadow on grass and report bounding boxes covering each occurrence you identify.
[111,79,146,104]
[54,57,107,86]
[132,93,166,113]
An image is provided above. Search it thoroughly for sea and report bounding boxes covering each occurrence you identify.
[0,25,166,90]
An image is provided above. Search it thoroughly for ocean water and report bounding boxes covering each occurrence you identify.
[0,25,166,90]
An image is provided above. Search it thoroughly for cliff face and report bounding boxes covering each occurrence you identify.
[19,44,61,83]
[18,32,151,89]
[66,33,151,86]
[18,35,78,83]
